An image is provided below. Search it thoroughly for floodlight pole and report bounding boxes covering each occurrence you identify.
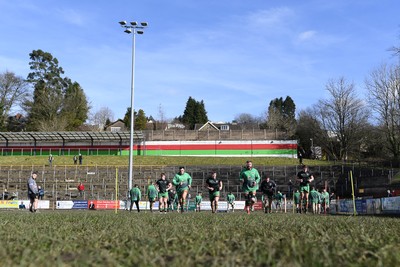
[119,20,148,191]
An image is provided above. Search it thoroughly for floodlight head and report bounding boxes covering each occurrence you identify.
[140,22,148,27]
[130,21,138,26]
[124,29,132,34]
[119,21,127,26]
[137,30,144,34]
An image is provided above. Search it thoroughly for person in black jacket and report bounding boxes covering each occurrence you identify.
[260,176,276,213]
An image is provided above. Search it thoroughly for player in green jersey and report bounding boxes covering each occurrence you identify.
[172,166,192,213]
[129,184,142,212]
[156,173,172,213]
[206,171,223,213]
[310,187,320,214]
[147,181,158,212]
[195,192,203,212]
[296,165,314,213]
[274,191,284,213]
[321,188,330,214]
[227,192,236,212]
[294,189,301,213]
[239,160,261,214]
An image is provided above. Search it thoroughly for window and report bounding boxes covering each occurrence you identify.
[220,125,229,131]
[110,127,121,132]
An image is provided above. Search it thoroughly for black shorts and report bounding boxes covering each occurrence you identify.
[28,193,37,202]
[263,191,274,199]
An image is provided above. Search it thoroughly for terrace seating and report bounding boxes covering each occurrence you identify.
[0,163,392,202]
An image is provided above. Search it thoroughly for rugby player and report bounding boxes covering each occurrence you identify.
[156,173,172,213]
[206,171,223,213]
[239,160,261,214]
[296,165,314,213]
[172,166,192,213]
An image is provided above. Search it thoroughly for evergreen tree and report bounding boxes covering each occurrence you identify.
[124,107,147,130]
[61,81,89,130]
[267,96,296,135]
[25,50,89,131]
[181,97,208,129]
[135,109,147,130]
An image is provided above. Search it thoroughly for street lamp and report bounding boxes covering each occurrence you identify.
[119,20,148,190]
[310,138,314,159]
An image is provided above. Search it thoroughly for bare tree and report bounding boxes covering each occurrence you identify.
[37,117,67,131]
[366,63,400,160]
[0,71,29,128]
[296,108,324,157]
[156,103,167,130]
[316,77,369,160]
[233,113,261,129]
[88,107,115,131]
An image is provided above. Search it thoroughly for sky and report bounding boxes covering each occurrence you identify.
[1,0,399,123]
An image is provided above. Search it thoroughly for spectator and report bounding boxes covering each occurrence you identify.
[89,201,96,210]
[287,179,293,198]
[298,146,305,164]
[19,202,26,210]
[77,182,85,197]
[27,171,39,213]
[329,192,336,202]
[48,154,54,167]
[78,153,83,165]
[38,186,45,200]
[10,192,17,200]
[2,189,9,200]
[73,155,78,165]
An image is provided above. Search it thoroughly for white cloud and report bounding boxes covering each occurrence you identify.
[247,7,295,28]
[56,8,86,26]
[298,30,317,41]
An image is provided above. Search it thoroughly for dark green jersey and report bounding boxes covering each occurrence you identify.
[156,179,170,193]
[275,192,284,202]
[206,177,221,192]
[297,171,312,186]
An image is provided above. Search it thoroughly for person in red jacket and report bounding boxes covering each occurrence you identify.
[77,182,85,198]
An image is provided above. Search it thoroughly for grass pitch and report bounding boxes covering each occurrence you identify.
[0,210,399,267]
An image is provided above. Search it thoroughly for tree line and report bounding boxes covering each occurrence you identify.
[1,46,400,162]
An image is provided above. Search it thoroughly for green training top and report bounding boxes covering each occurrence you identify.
[195,195,202,204]
[275,192,284,202]
[227,193,235,203]
[239,167,261,192]
[310,189,320,203]
[321,191,330,204]
[172,172,192,193]
[130,187,141,201]
[147,184,158,199]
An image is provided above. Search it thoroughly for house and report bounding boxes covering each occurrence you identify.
[104,119,127,132]
[165,123,185,130]
[195,121,260,131]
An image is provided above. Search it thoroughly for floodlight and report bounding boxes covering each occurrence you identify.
[140,22,148,27]
[119,21,127,26]
[137,30,144,34]
[130,21,138,26]
[124,29,132,34]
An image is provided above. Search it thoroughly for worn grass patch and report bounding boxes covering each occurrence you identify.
[0,211,399,266]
